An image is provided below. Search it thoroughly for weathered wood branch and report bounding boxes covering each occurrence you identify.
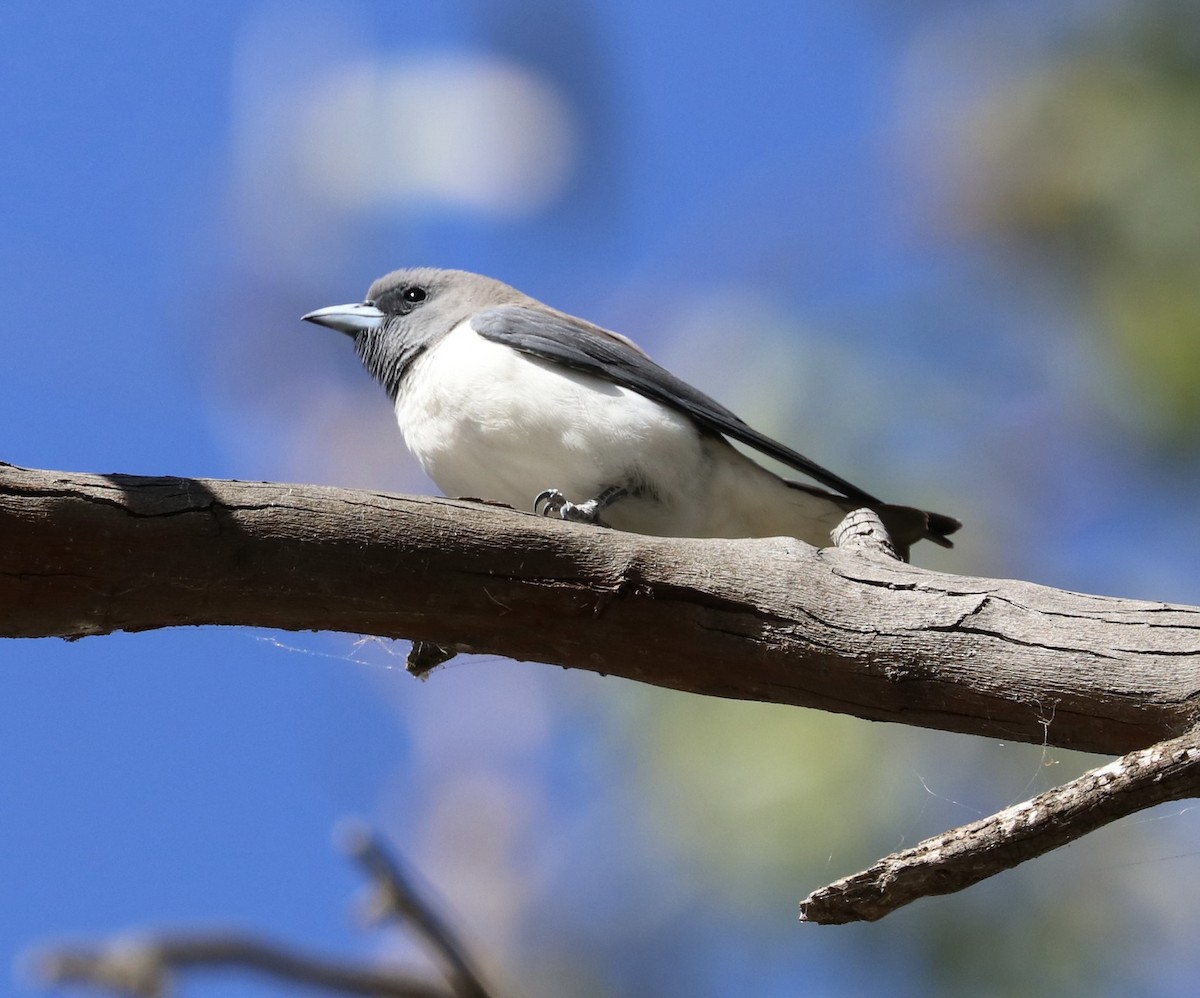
[800,724,1200,923]
[8,462,1200,924]
[3,463,1199,757]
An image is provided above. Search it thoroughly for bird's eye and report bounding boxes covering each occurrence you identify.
[402,287,427,303]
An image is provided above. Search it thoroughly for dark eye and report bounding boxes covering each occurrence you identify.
[403,287,427,303]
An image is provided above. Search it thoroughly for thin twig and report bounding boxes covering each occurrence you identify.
[800,725,1200,923]
[340,822,493,998]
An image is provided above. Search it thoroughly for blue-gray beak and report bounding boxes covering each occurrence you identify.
[302,302,386,336]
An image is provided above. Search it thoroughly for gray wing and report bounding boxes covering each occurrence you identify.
[471,304,884,507]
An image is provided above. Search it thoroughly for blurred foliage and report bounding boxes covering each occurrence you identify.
[611,683,1160,996]
[962,0,1200,447]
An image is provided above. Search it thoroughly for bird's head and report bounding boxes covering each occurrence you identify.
[303,267,524,398]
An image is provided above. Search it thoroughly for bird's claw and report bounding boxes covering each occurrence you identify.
[533,488,602,524]
[534,488,566,517]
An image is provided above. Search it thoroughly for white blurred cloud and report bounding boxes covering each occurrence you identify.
[297,56,577,217]
[230,5,576,219]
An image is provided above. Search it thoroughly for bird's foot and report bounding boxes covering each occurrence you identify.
[534,485,627,525]
[534,488,602,523]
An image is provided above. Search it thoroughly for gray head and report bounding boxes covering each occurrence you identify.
[303,267,530,398]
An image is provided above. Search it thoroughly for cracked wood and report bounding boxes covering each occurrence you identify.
[2,462,1199,754]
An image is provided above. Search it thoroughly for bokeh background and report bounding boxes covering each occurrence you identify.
[4,1,1200,995]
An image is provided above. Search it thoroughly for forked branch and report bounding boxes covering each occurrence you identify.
[5,462,1200,923]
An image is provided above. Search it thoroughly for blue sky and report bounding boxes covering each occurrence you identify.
[3,3,1200,996]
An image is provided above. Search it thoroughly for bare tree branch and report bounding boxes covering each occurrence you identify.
[800,725,1200,923]
[340,822,493,998]
[36,932,451,998]
[9,462,1200,918]
[3,462,1199,758]
[34,824,493,998]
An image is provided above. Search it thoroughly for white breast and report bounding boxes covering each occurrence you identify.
[393,320,848,543]
[393,321,705,523]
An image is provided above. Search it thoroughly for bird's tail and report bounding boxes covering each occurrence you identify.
[920,509,963,548]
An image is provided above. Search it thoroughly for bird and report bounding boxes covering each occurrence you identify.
[302,268,960,557]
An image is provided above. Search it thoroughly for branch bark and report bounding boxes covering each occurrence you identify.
[800,724,1200,923]
[3,463,1199,757]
